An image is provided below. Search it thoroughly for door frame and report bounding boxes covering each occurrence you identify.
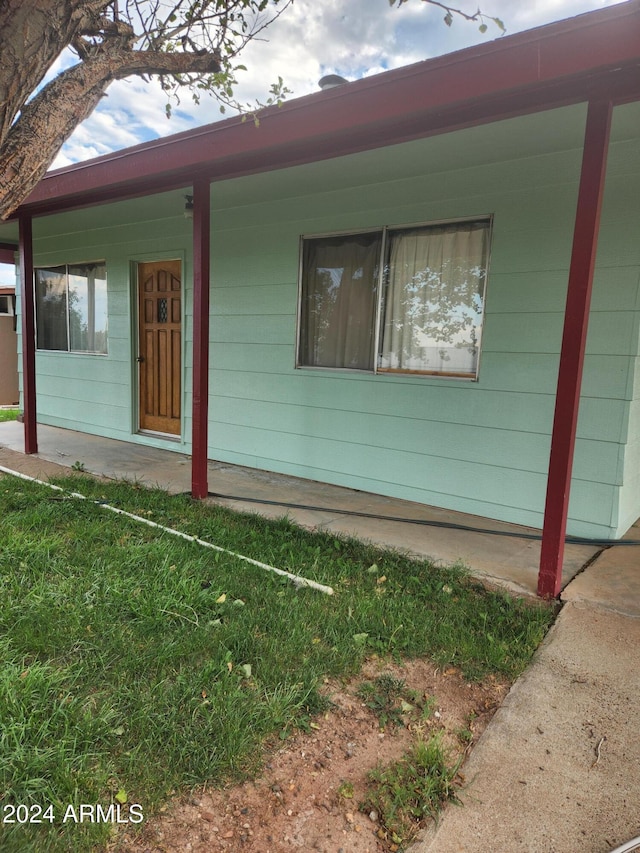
[132,254,186,441]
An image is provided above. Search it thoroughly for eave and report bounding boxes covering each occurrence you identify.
[13,0,640,219]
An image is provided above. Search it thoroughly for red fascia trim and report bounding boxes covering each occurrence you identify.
[17,66,640,220]
[16,2,640,216]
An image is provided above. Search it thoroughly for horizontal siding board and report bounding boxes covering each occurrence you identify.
[210,393,621,486]
[35,375,127,406]
[484,312,638,358]
[207,442,550,527]
[488,229,574,276]
[209,420,549,512]
[212,314,294,345]
[34,224,191,256]
[104,291,131,316]
[211,395,553,471]
[211,343,294,373]
[105,316,131,339]
[567,480,618,528]
[210,368,557,434]
[213,284,294,316]
[576,398,629,443]
[596,225,640,268]
[213,260,298,290]
[633,358,640,398]
[37,399,129,431]
[479,352,559,394]
[35,354,131,381]
[590,266,640,312]
[585,311,638,356]
[572,439,624,485]
[473,312,564,354]
[488,267,640,315]
[486,271,568,314]
[580,356,632,400]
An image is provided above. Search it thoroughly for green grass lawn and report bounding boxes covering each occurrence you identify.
[0,409,19,423]
[0,473,555,852]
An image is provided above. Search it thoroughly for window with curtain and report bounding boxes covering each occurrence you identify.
[297,218,490,378]
[379,220,489,377]
[298,232,381,370]
[35,262,108,354]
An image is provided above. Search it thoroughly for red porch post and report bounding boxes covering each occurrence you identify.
[18,214,38,454]
[191,176,211,499]
[538,99,613,598]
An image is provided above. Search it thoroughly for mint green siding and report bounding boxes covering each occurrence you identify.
[18,101,640,539]
[20,211,193,453]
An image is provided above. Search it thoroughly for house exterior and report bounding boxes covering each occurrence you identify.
[2,2,640,597]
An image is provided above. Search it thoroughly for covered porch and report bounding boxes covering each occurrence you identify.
[4,3,640,599]
[3,419,634,602]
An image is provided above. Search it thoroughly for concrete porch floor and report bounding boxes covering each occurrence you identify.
[0,419,616,600]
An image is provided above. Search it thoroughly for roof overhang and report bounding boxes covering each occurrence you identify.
[12,0,640,219]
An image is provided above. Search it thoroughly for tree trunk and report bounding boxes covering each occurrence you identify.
[0,0,110,144]
[0,46,219,220]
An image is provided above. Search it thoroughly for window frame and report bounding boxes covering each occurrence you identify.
[34,260,108,356]
[296,215,492,381]
[0,294,13,316]
[295,226,383,374]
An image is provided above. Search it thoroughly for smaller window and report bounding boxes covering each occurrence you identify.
[35,262,108,354]
[0,295,13,316]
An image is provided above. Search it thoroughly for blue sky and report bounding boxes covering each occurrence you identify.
[51,0,626,168]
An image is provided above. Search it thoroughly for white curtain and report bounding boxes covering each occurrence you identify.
[68,262,108,354]
[379,221,489,376]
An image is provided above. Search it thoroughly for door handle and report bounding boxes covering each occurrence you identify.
[136,356,145,363]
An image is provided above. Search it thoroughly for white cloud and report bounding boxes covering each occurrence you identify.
[54,0,627,167]
[0,264,16,288]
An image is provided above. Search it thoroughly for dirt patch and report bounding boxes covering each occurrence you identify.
[112,659,508,853]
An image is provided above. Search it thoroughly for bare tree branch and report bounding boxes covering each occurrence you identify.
[389,0,505,33]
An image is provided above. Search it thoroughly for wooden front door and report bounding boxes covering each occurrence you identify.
[137,260,182,435]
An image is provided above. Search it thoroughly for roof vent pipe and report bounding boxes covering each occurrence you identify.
[318,74,349,90]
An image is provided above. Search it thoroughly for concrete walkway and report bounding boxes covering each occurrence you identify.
[412,596,640,853]
[409,498,640,853]
[1,422,639,852]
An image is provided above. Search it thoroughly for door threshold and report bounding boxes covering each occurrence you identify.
[138,429,182,443]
